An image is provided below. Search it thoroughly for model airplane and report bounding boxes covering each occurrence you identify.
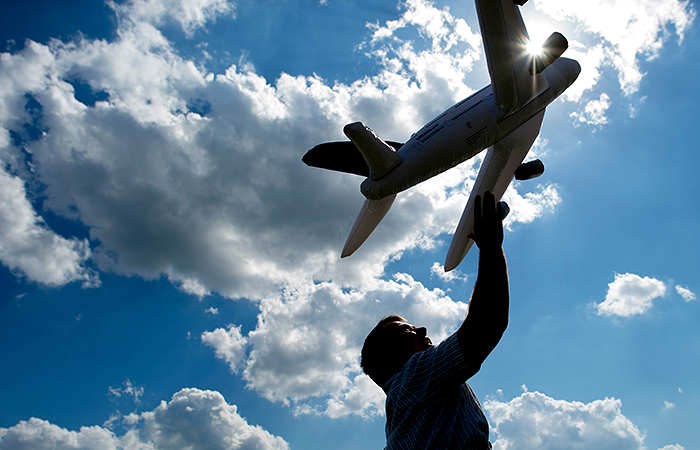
[303,0,580,271]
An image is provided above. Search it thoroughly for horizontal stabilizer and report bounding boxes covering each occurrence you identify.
[341,194,397,258]
[344,122,403,180]
[302,141,403,177]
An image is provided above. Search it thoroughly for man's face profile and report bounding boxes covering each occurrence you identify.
[383,321,433,355]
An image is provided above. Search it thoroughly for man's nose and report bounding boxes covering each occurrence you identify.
[416,327,427,337]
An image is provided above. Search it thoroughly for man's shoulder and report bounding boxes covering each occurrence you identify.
[386,332,468,393]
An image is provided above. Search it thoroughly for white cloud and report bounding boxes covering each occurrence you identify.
[675,285,696,302]
[485,391,646,450]
[597,272,666,317]
[0,388,288,450]
[109,0,235,36]
[240,273,468,416]
[1,0,693,418]
[535,0,695,96]
[662,401,675,410]
[0,165,99,287]
[430,261,469,282]
[570,93,611,127]
[0,0,563,301]
[502,183,561,229]
[658,445,685,450]
[362,0,482,108]
[108,379,145,405]
[202,324,248,372]
[138,388,288,449]
[0,419,121,450]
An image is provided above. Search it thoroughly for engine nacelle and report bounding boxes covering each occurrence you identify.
[498,201,510,220]
[514,159,545,181]
[529,32,568,75]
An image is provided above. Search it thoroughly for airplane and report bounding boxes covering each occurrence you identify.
[302,0,581,271]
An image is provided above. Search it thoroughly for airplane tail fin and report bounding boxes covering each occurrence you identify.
[302,122,403,258]
[341,194,397,258]
[343,122,402,180]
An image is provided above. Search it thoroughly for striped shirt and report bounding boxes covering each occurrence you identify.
[383,332,491,450]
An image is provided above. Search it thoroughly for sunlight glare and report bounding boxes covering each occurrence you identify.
[526,39,543,56]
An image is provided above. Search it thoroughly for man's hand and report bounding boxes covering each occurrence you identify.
[469,191,504,251]
[458,191,509,380]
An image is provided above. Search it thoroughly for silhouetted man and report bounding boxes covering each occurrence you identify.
[361,191,509,450]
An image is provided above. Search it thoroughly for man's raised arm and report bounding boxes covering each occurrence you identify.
[457,191,510,379]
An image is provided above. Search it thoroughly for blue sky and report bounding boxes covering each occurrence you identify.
[0,0,698,449]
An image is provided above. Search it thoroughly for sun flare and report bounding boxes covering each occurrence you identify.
[526,39,544,56]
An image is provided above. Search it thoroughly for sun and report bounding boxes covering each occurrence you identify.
[526,39,544,56]
[525,22,556,57]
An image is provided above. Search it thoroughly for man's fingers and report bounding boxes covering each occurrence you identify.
[472,191,504,249]
[482,191,496,217]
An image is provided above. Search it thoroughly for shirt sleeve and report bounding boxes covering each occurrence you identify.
[389,332,473,398]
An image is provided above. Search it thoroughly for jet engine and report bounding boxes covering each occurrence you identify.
[514,159,545,180]
[529,32,569,75]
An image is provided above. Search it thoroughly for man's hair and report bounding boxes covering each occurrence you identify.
[361,315,409,388]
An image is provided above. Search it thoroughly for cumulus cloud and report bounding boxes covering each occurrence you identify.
[0,388,288,450]
[539,0,695,127]
[570,93,610,127]
[675,285,696,302]
[0,165,99,287]
[202,324,248,372]
[485,391,646,450]
[138,388,288,449]
[597,272,666,317]
[363,0,482,101]
[109,0,235,35]
[0,0,571,415]
[1,0,691,417]
[0,0,563,303]
[430,261,469,282]
[535,0,695,96]
[239,273,468,416]
[502,183,561,229]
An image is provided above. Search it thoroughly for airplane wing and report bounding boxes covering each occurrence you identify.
[475,0,550,118]
[444,110,545,271]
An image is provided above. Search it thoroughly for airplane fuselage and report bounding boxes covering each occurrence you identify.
[360,57,581,200]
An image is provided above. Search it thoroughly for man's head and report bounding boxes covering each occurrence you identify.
[361,315,433,389]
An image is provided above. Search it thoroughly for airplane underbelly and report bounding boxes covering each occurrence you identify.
[361,90,500,199]
[358,58,578,200]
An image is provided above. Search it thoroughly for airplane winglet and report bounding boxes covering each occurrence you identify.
[343,122,402,180]
[341,194,397,258]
